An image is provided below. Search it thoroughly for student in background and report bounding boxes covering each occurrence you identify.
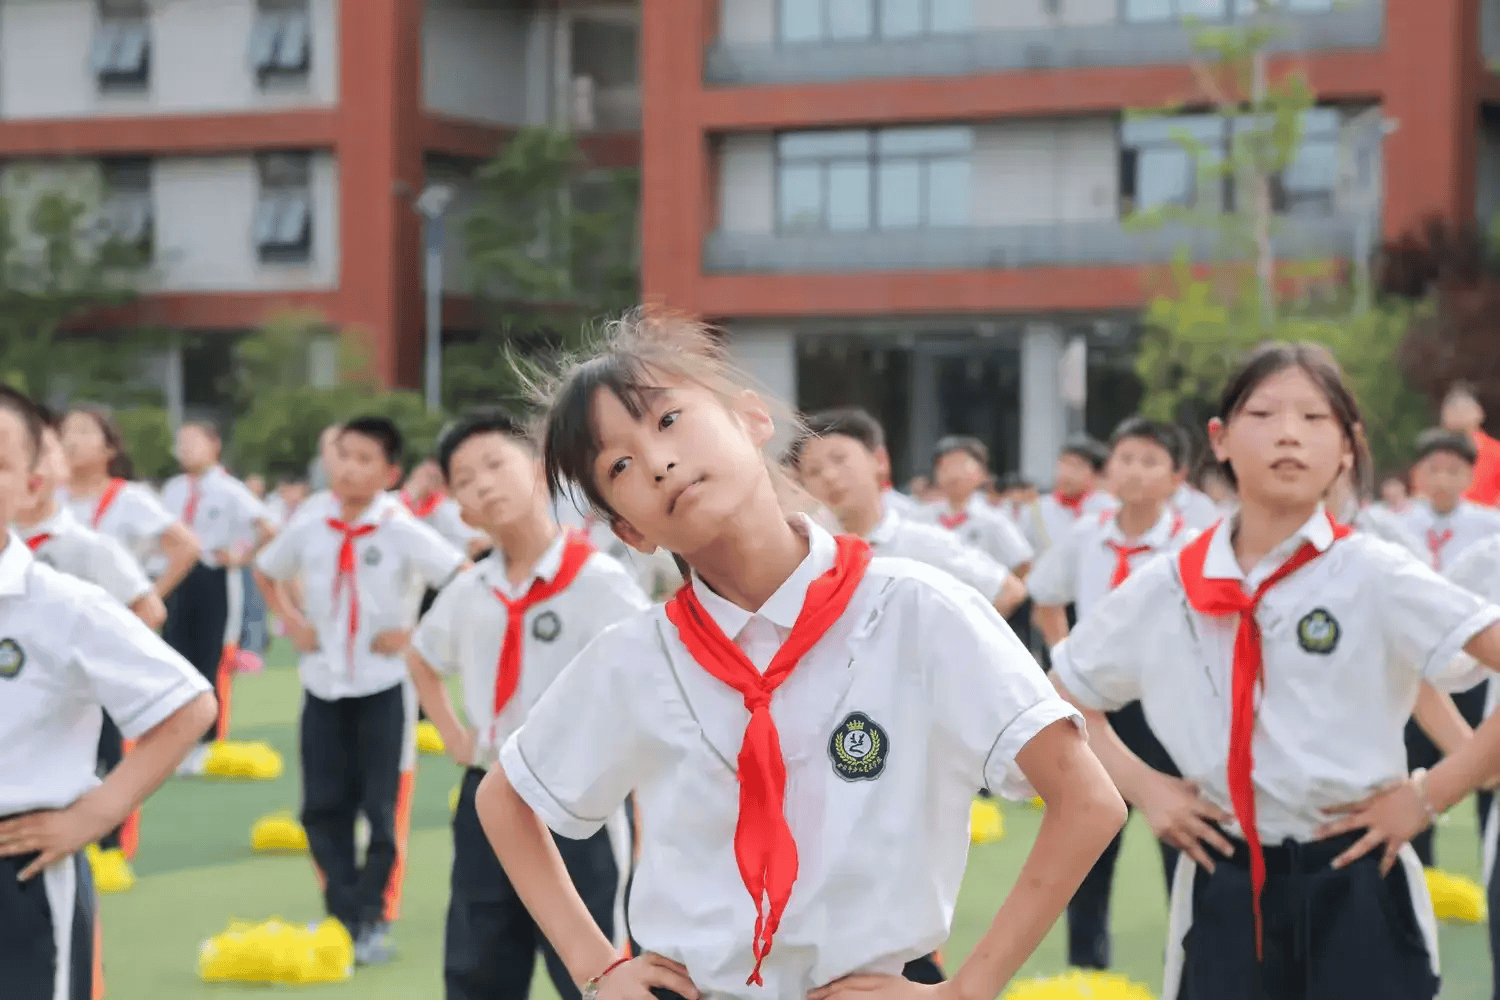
[1440,383,1500,506]
[255,417,467,966]
[160,422,277,772]
[0,385,216,1000]
[407,409,647,1000]
[1029,416,1192,971]
[1021,436,1115,555]
[1380,473,1412,515]
[922,435,1034,575]
[399,457,489,563]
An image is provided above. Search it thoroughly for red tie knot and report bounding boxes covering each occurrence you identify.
[744,689,772,713]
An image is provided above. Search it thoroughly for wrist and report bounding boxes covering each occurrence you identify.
[1419,763,1462,816]
[572,947,627,992]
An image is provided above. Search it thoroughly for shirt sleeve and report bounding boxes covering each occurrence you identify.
[255,517,302,580]
[1049,559,1166,712]
[89,534,153,606]
[409,576,464,677]
[984,512,1035,569]
[67,586,210,740]
[1025,525,1079,607]
[920,574,1082,800]
[390,516,466,588]
[1370,538,1500,689]
[500,619,651,839]
[124,485,177,542]
[922,530,1011,603]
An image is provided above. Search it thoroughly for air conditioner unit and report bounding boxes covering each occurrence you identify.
[572,75,596,131]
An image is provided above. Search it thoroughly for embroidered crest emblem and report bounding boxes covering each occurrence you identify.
[207,507,220,520]
[829,712,888,782]
[532,611,562,643]
[1297,607,1340,655]
[0,638,26,680]
[362,546,382,567]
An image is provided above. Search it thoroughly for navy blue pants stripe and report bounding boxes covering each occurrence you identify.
[0,850,97,1000]
[163,562,230,744]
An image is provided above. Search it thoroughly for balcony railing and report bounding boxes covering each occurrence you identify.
[704,4,1382,87]
[703,215,1369,274]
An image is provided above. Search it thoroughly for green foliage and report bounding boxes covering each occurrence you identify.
[115,405,176,482]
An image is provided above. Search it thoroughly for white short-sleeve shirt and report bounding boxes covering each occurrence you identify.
[160,467,271,567]
[20,507,152,608]
[255,492,466,700]
[1172,484,1222,533]
[1028,506,1193,620]
[1443,536,1500,719]
[915,495,1035,570]
[0,536,208,815]
[1022,491,1119,553]
[1052,506,1500,843]
[411,532,649,766]
[501,517,1079,998]
[864,506,1010,603]
[1399,498,1500,571]
[62,480,176,574]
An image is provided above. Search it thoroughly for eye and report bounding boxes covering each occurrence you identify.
[608,457,631,480]
[1244,409,1273,419]
[659,409,680,430]
[1305,412,1331,422]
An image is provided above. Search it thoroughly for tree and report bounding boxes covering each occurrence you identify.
[445,128,640,412]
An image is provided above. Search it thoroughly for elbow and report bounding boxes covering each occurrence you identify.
[181,691,219,736]
[175,530,203,565]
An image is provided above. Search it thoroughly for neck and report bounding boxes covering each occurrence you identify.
[13,494,56,531]
[840,498,884,540]
[70,466,109,495]
[1115,501,1163,540]
[1058,487,1088,501]
[185,463,214,478]
[490,506,561,585]
[337,496,375,523]
[1432,496,1460,517]
[943,489,973,512]
[685,478,808,613]
[1233,499,1319,573]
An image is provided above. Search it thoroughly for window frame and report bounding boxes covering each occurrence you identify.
[774,0,970,46]
[1118,0,1334,24]
[99,156,154,261]
[249,1,313,82]
[91,2,151,91]
[254,152,314,265]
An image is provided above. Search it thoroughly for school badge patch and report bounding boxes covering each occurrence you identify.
[1296,607,1340,655]
[362,546,382,567]
[0,638,25,680]
[531,611,561,643]
[829,712,888,782]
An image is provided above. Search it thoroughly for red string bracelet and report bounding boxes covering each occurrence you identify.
[584,955,632,994]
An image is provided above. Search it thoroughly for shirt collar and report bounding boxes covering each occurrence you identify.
[1202,503,1333,581]
[691,514,835,639]
[1102,506,1181,548]
[0,533,32,596]
[865,505,900,546]
[21,506,77,539]
[336,491,397,528]
[479,529,569,595]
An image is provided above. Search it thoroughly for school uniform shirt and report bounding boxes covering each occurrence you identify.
[255,492,466,700]
[18,508,152,608]
[1028,507,1191,621]
[1052,505,1500,845]
[882,488,921,517]
[1345,502,1426,561]
[1398,498,1500,571]
[579,518,682,600]
[1171,484,1221,533]
[62,480,176,576]
[160,467,270,568]
[1021,491,1119,554]
[916,495,1034,570]
[501,515,1079,998]
[0,535,209,817]
[864,506,1011,604]
[411,533,649,768]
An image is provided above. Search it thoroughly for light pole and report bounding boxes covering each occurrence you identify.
[415,183,455,415]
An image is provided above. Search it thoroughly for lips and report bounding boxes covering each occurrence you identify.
[1271,458,1308,471]
[668,476,705,515]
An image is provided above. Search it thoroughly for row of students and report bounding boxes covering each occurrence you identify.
[0,385,217,1000]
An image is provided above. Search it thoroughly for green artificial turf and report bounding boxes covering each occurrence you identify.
[101,644,1495,998]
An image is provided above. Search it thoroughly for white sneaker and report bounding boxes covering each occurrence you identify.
[176,744,209,777]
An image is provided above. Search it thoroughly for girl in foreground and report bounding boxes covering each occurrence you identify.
[1050,342,1500,1000]
[476,311,1126,1000]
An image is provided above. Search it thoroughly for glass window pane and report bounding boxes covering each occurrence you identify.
[1183,0,1229,17]
[1281,138,1338,215]
[1136,148,1195,209]
[1122,113,1223,148]
[779,130,872,159]
[827,0,874,39]
[1123,0,1175,21]
[880,0,923,38]
[878,126,972,156]
[877,160,922,228]
[779,0,822,42]
[930,0,971,32]
[827,162,871,230]
[927,157,970,226]
[275,13,309,69]
[1299,107,1341,138]
[254,198,282,243]
[778,163,824,231]
[1287,0,1333,10]
[278,195,311,244]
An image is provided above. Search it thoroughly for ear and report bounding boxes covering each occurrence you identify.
[385,465,403,490]
[1206,417,1229,464]
[734,390,776,450]
[610,515,657,555]
[874,446,893,480]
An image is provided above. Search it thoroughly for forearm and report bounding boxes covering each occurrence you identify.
[153,527,200,599]
[1034,605,1070,649]
[254,570,305,627]
[476,769,618,988]
[129,592,167,632]
[993,575,1027,619]
[407,654,469,753]
[1414,682,1473,757]
[80,692,216,827]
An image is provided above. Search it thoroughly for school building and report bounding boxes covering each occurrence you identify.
[2,0,1496,483]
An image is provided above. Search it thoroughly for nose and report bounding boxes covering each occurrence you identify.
[653,460,676,484]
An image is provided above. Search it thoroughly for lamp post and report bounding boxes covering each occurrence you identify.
[414,183,455,415]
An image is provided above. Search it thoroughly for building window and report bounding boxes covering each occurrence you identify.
[1122,0,1332,22]
[100,157,152,260]
[570,17,638,131]
[776,126,972,233]
[255,153,313,264]
[91,0,149,90]
[1271,107,1340,216]
[248,0,311,82]
[778,0,970,44]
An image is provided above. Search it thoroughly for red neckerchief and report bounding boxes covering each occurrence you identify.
[1177,511,1350,959]
[326,517,379,674]
[183,474,203,527]
[400,490,446,520]
[663,535,872,985]
[1054,490,1090,516]
[938,510,967,530]
[25,533,51,553]
[91,479,128,530]
[1106,511,1185,588]
[490,532,594,723]
[1427,528,1452,571]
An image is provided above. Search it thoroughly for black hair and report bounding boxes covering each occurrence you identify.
[997,471,1034,492]
[340,415,403,467]
[66,406,134,480]
[1414,427,1478,466]
[931,434,989,473]
[434,408,530,481]
[180,419,221,442]
[785,407,884,469]
[1214,341,1370,494]
[0,386,44,467]
[1060,434,1109,473]
[1109,416,1188,471]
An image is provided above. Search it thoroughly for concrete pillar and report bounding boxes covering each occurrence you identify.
[1020,322,1065,486]
[908,348,939,478]
[724,325,797,453]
